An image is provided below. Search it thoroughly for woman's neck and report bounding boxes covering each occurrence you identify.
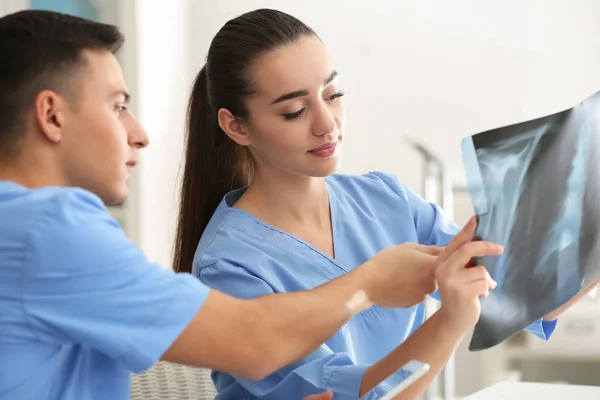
[235,169,331,229]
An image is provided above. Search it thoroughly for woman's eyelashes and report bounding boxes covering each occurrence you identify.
[281,91,345,121]
[327,90,345,102]
[282,108,305,120]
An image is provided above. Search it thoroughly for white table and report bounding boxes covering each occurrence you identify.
[464,381,600,399]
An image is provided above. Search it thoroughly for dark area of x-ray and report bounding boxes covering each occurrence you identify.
[461,90,600,351]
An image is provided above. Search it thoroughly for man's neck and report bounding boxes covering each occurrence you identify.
[0,157,67,189]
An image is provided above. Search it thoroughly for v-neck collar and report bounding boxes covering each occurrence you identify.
[223,177,348,273]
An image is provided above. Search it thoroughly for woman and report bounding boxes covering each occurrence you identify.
[172,9,556,400]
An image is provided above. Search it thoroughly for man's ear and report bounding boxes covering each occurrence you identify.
[34,90,67,143]
[217,108,250,146]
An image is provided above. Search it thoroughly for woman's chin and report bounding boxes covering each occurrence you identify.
[309,156,343,178]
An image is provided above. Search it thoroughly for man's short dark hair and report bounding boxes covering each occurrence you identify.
[0,10,124,157]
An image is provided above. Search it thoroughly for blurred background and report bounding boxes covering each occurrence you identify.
[2,0,599,397]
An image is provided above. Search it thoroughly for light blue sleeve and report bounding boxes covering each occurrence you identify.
[376,172,556,340]
[23,189,210,373]
[198,261,391,400]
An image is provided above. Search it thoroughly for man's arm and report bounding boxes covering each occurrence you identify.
[163,242,444,381]
[162,265,374,380]
[28,190,440,381]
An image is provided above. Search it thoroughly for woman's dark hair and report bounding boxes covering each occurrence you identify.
[173,9,316,273]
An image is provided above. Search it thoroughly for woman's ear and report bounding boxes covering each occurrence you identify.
[218,108,250,146]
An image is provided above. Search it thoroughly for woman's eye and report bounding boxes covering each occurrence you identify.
[327,91,345,102]
[282,108,305,120]
[280,91,344,120]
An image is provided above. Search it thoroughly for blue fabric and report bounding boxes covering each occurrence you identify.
[194,171,555,400]
[0,181,209,400]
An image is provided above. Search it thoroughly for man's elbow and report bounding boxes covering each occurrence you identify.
[236,355,277,381]
[236,340,287,381]
[238,366,270,381]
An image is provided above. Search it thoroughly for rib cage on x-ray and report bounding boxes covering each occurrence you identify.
[461,90,600,351]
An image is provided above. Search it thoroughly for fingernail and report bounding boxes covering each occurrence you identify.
[492,280,498,289]
[469,216,477,228]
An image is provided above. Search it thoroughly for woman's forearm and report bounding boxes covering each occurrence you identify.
[360,312,465,399]
[543,279,600,321]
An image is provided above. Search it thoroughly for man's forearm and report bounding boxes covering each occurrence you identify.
[163,263,376,380]
[244,265,375,376]
[360,312,464,399]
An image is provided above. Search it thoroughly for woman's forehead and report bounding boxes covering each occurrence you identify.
[250,37,334,98]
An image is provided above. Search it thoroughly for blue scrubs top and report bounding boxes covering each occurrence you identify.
[194,171,555,400]
[0,182,209,400]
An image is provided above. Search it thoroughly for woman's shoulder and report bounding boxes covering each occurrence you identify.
[327,171,410,203]
[195,210,270,266]
[194,208,323,276]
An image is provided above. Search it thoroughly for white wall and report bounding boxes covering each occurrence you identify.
[135,0,195,266]
[0,0,28,14]
[133,0,600,395]
[189,0,600,195]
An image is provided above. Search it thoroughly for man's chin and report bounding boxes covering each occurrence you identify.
[102,186,129,206]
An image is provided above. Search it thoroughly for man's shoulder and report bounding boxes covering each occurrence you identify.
[1,183,105,215]
[0,184,118,258]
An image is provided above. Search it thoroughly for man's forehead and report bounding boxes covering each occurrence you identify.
[81,48,128,91]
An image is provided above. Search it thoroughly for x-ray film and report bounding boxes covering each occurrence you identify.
[461,91,600,351]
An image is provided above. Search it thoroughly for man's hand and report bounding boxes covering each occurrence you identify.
[358,243,442,308]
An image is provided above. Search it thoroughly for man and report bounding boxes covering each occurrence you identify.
[0,10,492,400]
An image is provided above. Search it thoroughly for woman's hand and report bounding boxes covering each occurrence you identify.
[303,390,333,400]
[435,216,503,333]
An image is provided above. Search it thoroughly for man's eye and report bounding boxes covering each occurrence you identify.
[114,105,127,116]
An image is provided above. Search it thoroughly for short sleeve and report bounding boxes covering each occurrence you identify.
[198,259,276,299]
[22,189,210,373]
[525,318,557,339]
[374,171,459,247]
